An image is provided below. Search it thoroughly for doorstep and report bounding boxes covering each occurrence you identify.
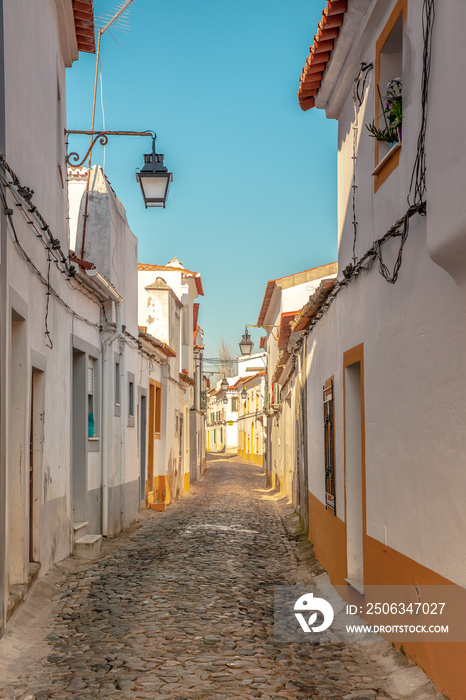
[7,561,41,621]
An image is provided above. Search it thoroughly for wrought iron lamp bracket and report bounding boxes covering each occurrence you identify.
[65,130,156,168]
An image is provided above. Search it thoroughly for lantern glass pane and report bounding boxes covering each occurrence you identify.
[140,174,169,200]
[239,340,253,355]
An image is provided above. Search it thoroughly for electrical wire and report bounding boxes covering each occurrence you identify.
[295,0,434,350]
[408,0,434,207]
[352,63,374,264]
[0,181,102,347]
[0,158,71,277]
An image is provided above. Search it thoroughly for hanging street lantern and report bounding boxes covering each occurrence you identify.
[239,328,254,356]
[221,377,229,392]
[136,135,172,208]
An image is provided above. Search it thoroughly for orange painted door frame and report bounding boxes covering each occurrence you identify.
[343,343,366,592]
[147,379,156,499]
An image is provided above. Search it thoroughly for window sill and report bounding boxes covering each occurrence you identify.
[372,142,401,191]
[88,437,100,453]
[371,141,401,176]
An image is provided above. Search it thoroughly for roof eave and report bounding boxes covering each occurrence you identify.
[316,0,375,119]
[298,0,377,117]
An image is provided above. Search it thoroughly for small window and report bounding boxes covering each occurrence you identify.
[231,397,238,412]
[127,373,135,427]
[115,361,120,406]
[323,378,336,513]
[373,0,405,190]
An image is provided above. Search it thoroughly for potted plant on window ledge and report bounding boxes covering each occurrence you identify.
[366,78,403,146]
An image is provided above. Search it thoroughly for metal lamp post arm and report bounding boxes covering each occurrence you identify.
[65,130,156,168]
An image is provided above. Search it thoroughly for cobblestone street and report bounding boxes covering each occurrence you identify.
[0,456,443,700]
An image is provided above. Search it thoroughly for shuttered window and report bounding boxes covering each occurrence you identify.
[88,364,94,395]
[323,377,336,513]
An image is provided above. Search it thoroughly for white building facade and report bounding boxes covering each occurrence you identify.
[138,259,205,506]
[0,0,97,637]
[0,1,206,640]
[294,1,465,696]
[257,265,337,498]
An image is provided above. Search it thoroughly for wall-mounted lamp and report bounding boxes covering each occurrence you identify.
[136,135,172,208]
[66,130,172,209]
[239,328,254,356]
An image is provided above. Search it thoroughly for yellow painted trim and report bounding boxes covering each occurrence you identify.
[184,473,190,493]
[308,489,466,699]
[374,147,401,192]
[154,475,170,505]
[154,380,162,439]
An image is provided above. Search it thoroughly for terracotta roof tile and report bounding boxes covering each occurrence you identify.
[180,370,196,386]
[292,278,336,332]
[72,0,96,54]
[229,377,243,389]
[257,263,338,326]
[138,263,204,296]
[297,0,348,111]
[138,327,177,357]
[272,350,290,384]
[240,371,266,386]
[138,263,197,276]
[278,312,299,351]
[193,303,200,329]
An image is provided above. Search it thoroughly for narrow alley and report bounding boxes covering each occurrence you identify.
[0,457,442,700]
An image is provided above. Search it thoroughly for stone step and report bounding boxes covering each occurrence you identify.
[73,521,89,541]
[75,534,102,560]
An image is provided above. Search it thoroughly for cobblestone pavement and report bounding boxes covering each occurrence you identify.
[0,456,444,700]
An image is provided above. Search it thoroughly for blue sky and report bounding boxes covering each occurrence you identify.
[66,0,338,365]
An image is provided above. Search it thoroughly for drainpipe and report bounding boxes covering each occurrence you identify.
[101,300,122,537]
[86,270,123,537]
[0,0,6,640]
[119,321,125,532]
[194,351,201,411]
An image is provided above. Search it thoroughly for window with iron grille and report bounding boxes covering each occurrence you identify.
[323,378,336,513]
